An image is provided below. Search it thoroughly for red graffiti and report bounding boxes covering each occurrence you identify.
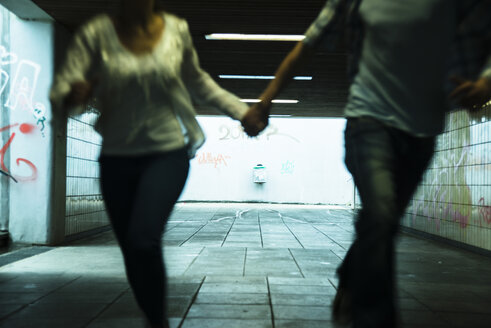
[0,123,38,182]
[0,123,19,132]
[478,198,491,226]
[19,123,35,134]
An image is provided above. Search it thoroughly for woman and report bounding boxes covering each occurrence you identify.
[50,1,265,327]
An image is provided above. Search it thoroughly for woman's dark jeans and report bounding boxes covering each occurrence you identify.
[99,148,189,326]
[339,117,435,328]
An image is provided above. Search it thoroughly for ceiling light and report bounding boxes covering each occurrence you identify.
[271,100,299,104]
[240,99,299,104]
[293,76,313,81]
[219,75,312,81]
[205,33,305,41]
[270,115,293,117]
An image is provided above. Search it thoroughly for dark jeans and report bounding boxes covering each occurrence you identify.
[99,148,189,326]
[339,117,435,328]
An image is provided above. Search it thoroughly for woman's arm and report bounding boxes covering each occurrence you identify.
[180,20,249,121]
[250,0,347,116]
[50,21,98,117]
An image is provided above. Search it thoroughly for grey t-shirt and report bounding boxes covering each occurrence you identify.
[344,0,457,136]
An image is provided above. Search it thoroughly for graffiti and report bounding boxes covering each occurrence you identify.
[264,125,301,143]
[219,124,247,141]
[0,69,8,96]
[196,152,231,168]
[33,102,47,135]
[410,108,491,232]
[478,198,491,226]
[4,59,40,112]
[0,123,38,182]
[0,45,18,65]
[412,145,472,230]
[266,209,305,223]
[212,209,251,222]
[217,123,300,143]
[280,160,295,175]
[0,46,47,136]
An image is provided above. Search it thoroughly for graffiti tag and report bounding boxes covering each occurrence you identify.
[0,123,38,182]
[280,160,295,175]
[218,123,300,143]
[196,152,231,168]
[0,46,47,136]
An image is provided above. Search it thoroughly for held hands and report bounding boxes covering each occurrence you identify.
[450,76,491,110]
[240,100,271,137]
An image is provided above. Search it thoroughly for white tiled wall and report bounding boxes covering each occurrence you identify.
[65,111,108,236]
[404,105,491,251]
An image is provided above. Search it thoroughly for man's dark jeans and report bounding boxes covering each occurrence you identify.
[339,117,435,328]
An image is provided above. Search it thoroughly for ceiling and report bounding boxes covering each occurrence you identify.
[32,0,350,117]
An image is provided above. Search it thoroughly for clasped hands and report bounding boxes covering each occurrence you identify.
[240,101,271,137]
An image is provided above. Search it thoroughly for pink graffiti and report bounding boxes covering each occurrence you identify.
[478,198,491,226]
[453,208,470,229]
[411,146,472,230]
[197,152,231,168]
[0,123,38,182]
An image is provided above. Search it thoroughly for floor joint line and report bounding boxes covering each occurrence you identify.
[258,211,264,248]
[82,289,128,327]
[288,248,305,278]
[182,246,206,275]
[266,276,275,328]
[177,276,206,328]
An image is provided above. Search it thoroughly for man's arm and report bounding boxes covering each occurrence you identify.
[260,41,315,105]
[249,0,347,122]
[240,42,314,136]
[449,0,491,110]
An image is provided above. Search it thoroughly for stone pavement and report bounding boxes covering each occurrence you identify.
[1,203,491,328]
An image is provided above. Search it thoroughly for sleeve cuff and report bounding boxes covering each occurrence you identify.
[230,101,249,121]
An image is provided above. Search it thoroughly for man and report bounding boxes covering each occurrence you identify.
[251,0,491,327]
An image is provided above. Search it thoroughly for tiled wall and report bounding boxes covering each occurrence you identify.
[403,105,491,251]
[65,111,108,237]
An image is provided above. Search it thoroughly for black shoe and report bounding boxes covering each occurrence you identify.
[332,287,352,326]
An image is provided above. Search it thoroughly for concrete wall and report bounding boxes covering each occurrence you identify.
[0,4,54,243]
[403,106,491,251]
[0,5,11,233]
[181,116,355,205]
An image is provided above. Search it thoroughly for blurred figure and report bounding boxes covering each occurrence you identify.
[251,0,490,327]
[50,0,266,327]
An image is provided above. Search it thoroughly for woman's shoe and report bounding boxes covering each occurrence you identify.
[332,287,352,326]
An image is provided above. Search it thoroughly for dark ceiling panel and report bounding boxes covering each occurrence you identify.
[32,0,349,117]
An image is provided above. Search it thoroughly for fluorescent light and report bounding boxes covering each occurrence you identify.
[272,100,299,104]
[240,99,299,104]
[293,76,313,81]
[240,99,261,103]
[271,115,293,117]
[219,75,312,81]
[205,33,305,41]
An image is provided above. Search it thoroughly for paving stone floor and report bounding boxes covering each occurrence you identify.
[1,203,491,328]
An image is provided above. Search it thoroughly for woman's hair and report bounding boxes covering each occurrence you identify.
[120,0,160,10]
